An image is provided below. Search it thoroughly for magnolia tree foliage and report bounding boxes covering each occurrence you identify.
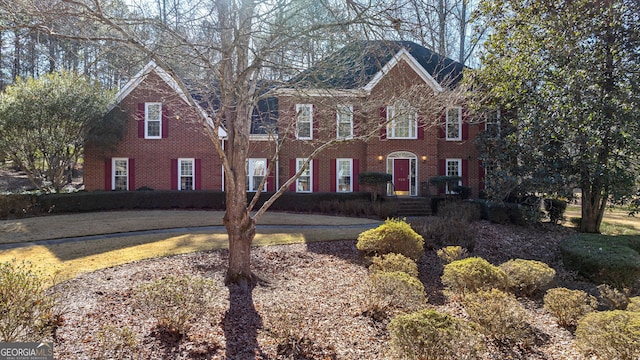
[0,72,119,192]
[471,0,640,233]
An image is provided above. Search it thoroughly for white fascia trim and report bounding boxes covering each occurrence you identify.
[273,88,368,98]
[363,48,443,93]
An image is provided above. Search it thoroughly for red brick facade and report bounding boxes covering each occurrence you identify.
[85,55,483,197]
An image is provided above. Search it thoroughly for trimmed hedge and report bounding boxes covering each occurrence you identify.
[560,235,640,289]
[0,191,375,219]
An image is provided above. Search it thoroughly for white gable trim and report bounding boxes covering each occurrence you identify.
[363,48,443,93]
[114,61,227,138]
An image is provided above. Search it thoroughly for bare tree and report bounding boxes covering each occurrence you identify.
[1,0,466,283]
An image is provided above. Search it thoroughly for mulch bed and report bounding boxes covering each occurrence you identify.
[50,220,600,359]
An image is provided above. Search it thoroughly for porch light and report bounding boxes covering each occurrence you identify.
[421,155,427,162]
[377,155,384,162]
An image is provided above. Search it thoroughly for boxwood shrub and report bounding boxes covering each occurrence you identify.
[560,234,640,288]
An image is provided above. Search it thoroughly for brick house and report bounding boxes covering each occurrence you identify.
[84,41,484,198]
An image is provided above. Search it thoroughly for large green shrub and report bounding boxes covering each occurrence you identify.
[499,259,556,297]
[0,261,60,342]
[441,257,507,295]
[363,271,427,319]
[543,287,597,328]
[388,309,483,360]
[560,234,640,288]
[462,289,534,346]
[369,253,419,278]
[134,275,218,337]
[575,310,640,360]
[356,218,425,261]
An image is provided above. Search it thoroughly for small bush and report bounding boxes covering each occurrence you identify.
[543,287,597,328]
[388,309,484,360]
[134,275,218,337]
[96,325,139,360]
[369,253,419,278]
[575,310,640,360]
[628,297,640,312]
[441,257,507,295]
[426,217,477,251]
[437,201,482,223]
[499,259,556,297]
[356,218,425,261]
[0,261,60,342]
[363,271,427,319]
[597,284,630,310]
[543,198,567,224]
[560,235,640,289]
[436,246,469,265]
[462,289,534,346]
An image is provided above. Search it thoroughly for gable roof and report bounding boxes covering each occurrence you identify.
[287,40,465,92]
[114,61,227,138]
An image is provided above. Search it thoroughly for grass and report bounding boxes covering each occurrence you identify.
[0,210,381,283]
[565,206,640,235]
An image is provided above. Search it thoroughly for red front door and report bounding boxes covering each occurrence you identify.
[393,159,410,192]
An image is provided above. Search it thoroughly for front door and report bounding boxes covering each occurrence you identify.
[393,159,410,193]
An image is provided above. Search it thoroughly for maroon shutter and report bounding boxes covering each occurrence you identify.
[104,159,112,191]
[266,159,275,191]
[439,159,446,176]
[162,105,169,138]
[379,106,387,140]
[312,104,318,140]
[195,158,202,190]
[353,159,360,192]
[462,108,469,141]
[330,159,336,192]
[462,159,469,186]
[312,159,319,192]
[129,158,135,191]
[479,160,485,190]
[171,159,178,190]
[289,158,296,191]
[439,111,446,139]
[137,103,145,138]
[417,114,425,140]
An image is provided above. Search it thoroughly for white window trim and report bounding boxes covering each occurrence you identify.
[336,105,354,140]
[247,158,267,192]
[387,105,417,139]
[446,158,463,194]
[178,158,195,191]
[296,104,313,140]
[112,157,129,191]
[145,102,162,139]
[446,106,462,141]
[296,159,313,193]
[336,158,353,193]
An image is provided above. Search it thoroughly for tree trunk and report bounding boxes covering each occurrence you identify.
[580,184,606,233]
[223,197,256,284]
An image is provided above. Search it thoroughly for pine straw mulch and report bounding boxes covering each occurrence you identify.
[52,221,594,360]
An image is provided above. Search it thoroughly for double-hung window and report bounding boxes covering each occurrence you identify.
[178,158,194,191]
[246,158,267,191]
[112,158,129,191]
[387,101,417,139]
[337,158,353,192]
[296,159,312,192]
[446,158,462,194]
[336,105,353,140]
[296,104,313,140]
[145,102,162,139]
[446,107,462,141]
